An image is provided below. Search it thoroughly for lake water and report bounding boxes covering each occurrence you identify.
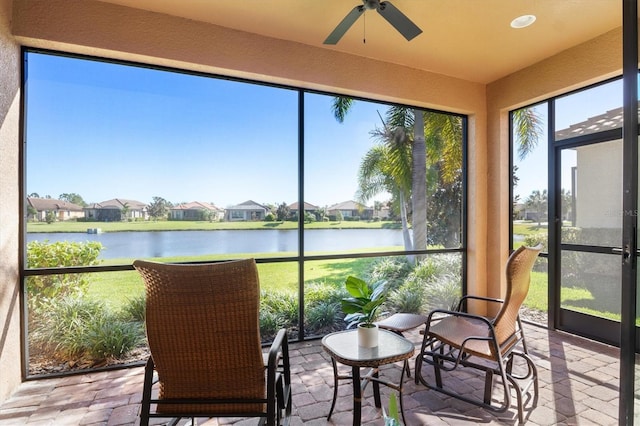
[26,229,405,259]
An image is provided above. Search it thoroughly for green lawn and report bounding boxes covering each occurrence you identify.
[89,252,381,308]
[27,219,402,233]
[512,221,547,237]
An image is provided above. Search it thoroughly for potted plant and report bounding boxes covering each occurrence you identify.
[341,276,388,348]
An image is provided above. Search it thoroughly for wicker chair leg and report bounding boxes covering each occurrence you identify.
[139,358,154,426]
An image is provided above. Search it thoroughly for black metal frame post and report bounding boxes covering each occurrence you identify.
[619,0,638,423]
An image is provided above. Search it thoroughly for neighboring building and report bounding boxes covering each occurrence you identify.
[556,107,624,233]
[26,197,84,222]
[288,201,319,217]
[327,200,373,220]
[374,206,391,220]
[225,200,269,221]
[170,201,224,221]
[84,198,148,222]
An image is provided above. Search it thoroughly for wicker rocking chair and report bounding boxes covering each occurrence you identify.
[415,245,542,423]
[134,258,292,426]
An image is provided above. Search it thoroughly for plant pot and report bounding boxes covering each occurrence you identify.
[357,323,379,348]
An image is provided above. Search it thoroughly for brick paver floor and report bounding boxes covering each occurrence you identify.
[0,323,622,425]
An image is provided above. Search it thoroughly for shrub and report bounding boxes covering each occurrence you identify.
[385,254,463,314]
[305,301,342,335]
[423,273,461,311]
[388,280,425,313]
[367,257,412,292]
[305,281,346,306]
[83,315,143,360]
[45,211,56,224]
[120,294,146,321]
[31,296,143,361]
[523,232,547,250]
[259,309,283,341]
[261,290,298,327]
[26,240,103,308]
[264,212,276,221]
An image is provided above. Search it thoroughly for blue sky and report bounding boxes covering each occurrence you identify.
[513,79,623,200]
[26,53,391,208]
[26,52,625,208]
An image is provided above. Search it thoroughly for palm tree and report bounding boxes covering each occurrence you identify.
[333,98,425,257]
[120,202,130,221]
[332,97,541,257]
[356,129,413,250]
[525,189,548,226]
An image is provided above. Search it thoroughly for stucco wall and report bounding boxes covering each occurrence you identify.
[0,0,22,404]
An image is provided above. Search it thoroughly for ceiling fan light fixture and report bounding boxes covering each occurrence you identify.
[510,14,536,29]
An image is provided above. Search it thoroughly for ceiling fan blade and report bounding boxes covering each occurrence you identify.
[377,1,423,41]
[324,5,365,45]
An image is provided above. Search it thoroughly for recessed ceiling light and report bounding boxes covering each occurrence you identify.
[510,14,536,29]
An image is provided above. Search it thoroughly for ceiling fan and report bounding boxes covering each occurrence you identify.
[324,0,423,45]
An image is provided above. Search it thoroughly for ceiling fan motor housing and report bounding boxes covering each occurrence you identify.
[363,0,381,10]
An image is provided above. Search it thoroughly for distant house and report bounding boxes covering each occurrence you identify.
[288,201,319,218]
[327,200,373,220]
[225,200,269,221]
[27,197,84,222]
[84,198,148,222]
[170,201,224,221]
[374,206,391,220]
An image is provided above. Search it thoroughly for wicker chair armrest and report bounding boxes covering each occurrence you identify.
[455,295,504,311]
[427,308,495,329]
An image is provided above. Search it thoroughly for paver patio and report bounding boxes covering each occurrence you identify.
[0,323,621,425]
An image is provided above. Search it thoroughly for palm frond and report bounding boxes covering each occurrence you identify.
[513,107,543,160]
[332,96,354,123]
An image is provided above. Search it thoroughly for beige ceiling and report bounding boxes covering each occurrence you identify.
[98,0,621,84]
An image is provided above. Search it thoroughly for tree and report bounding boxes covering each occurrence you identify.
[560,188,574,225]
[59,193,87,207]
[27,205,38,221]
[120,203,130,221]
[45,210,56,224]
[148,196,169,221]
[333,98,421,256]
[525,189,548,226]
[373,201,384,218]
[357,122,413,251]
[333,98,461,260]
[333,97,542,257]
[276,202,290,221]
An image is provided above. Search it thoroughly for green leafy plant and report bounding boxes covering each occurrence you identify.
[26,240,103,308]
[305,301,342,335]
[383,393,402,426]
[120,294,146,321]
[341,276,387,328]
[30,296,143,361]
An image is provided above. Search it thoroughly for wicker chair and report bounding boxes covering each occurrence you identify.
[134,258,292,426]
[415,245,542,423]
